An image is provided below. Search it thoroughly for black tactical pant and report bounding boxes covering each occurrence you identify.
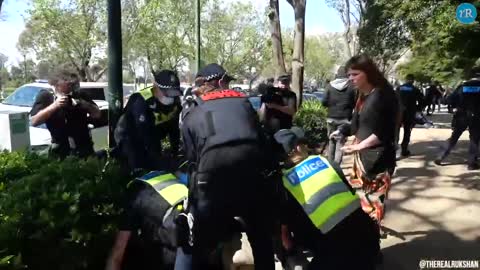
[400,111,416,152]
[439,113,480,166]
[175,144,275,270]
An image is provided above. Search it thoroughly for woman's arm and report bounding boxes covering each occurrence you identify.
[341,133,381,154]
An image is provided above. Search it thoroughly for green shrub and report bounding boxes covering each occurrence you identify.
[0,151,50,184]
[0,153,130,270]
[294,99,328,147]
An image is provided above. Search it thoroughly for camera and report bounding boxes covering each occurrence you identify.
[258,83,283,104]
[59,94,78,107]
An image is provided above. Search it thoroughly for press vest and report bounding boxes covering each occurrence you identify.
[133,171,188,207]
[282,155,360,234]
[138,87,179,125]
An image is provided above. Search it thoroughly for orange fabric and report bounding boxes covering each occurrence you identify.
[349,151,391,223]
[201,90,246,101]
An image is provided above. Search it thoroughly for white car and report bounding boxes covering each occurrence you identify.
[0,81,131,151]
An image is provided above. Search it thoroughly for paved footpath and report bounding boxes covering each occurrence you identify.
[341,109,480,270]
[242,108,479,270]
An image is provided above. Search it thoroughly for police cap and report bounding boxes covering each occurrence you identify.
[153,70,182,97]
[274,127,306,154]
[197,63,236,82]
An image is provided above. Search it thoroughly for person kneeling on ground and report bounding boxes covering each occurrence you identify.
[106,170,188,270]
[274,127,381,270]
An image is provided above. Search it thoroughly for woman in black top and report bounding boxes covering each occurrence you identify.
[332,54,400,223]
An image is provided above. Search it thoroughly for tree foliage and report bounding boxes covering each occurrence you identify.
[18,0,107,82]
[304,34,345,84]
[124,0,270,82]
[359,0,480,83]
[357,0,410,73]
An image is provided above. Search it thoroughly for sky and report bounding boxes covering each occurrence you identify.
[0,0,344,67]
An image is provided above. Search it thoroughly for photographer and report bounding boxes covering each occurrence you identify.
[30,67,101,159]
[259,74,297,134]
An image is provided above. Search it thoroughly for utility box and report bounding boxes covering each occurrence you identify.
[0,111,30,152]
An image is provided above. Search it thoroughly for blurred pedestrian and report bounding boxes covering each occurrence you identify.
[425,81,442,115]
[322,65,356,164]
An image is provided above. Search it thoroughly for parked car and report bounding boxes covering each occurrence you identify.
[0,81,133,150]
[312,91,325,102]
[302,93,319,102]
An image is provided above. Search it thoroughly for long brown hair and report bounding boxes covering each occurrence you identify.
[345,54,389,90]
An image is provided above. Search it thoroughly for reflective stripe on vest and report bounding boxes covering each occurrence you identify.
[282,155,360,234]
[135,171,188,206]
[138,87,178,125]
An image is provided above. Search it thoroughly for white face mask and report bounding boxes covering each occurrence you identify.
[159,96,174,105]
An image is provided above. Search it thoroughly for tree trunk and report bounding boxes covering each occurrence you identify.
[343,0,353,58]
[0,0,4,15]
[287,0,306,106]
[268,0,287,78]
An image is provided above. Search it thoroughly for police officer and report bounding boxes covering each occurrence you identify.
[106,170,188,270]
[396,74,425,157]
[175,63,275,270]
[274,127,380,270]
[435,69,480,170]
[114,70,182,172]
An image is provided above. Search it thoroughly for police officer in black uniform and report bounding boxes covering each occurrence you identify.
[396,74,425,157]
[175,63,275,270]
[106,170,188,270]
[114,70,182,172]
[435,69,480,170]
[30,67,101,159]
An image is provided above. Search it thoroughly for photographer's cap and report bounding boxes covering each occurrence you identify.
[274,127,305,153]
[153,70,182,97]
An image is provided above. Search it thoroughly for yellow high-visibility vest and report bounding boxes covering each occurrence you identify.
[282,155,360,234]
[138,87,178,125]
[133,171,188,207]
